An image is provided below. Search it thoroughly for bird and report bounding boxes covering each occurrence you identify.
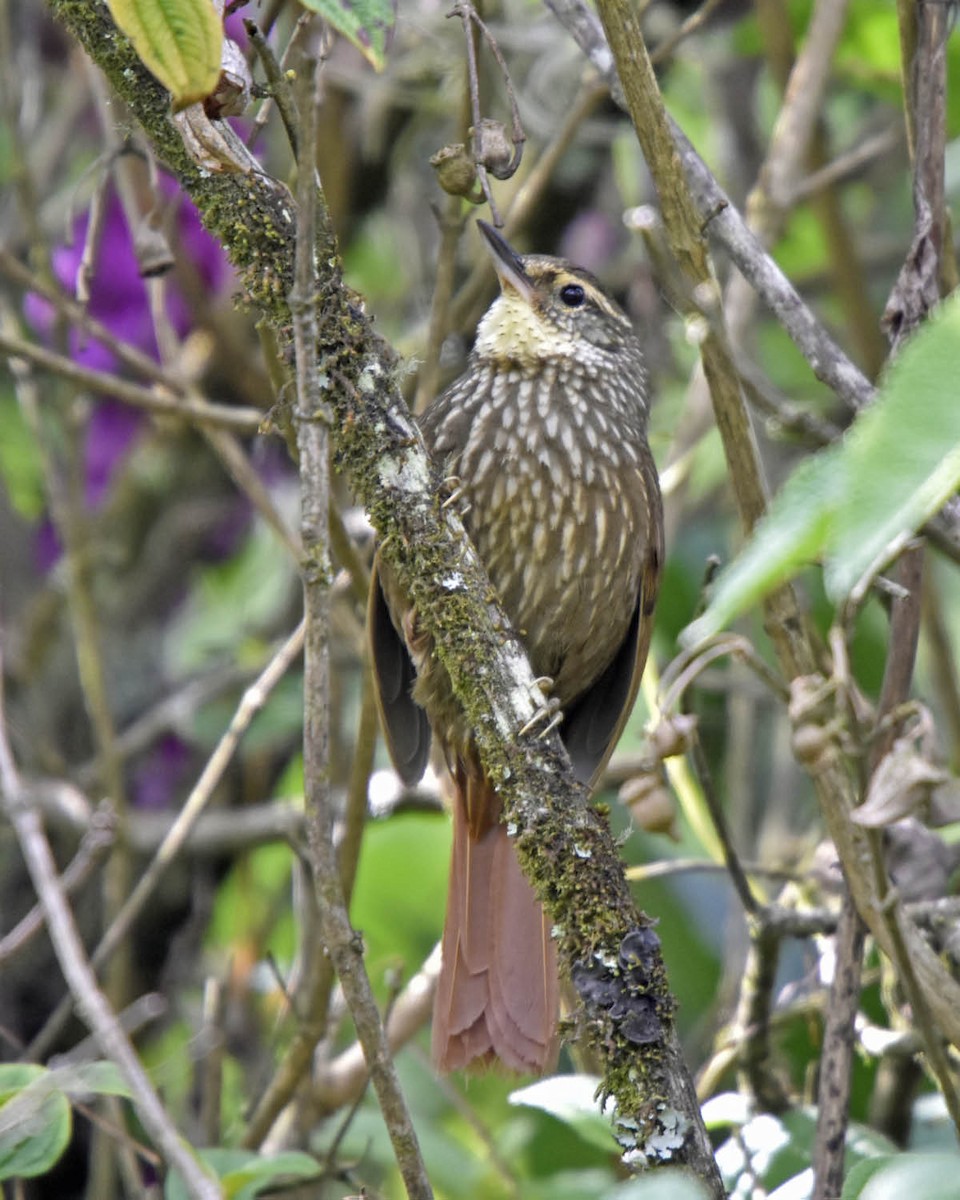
[368,220,663,1073]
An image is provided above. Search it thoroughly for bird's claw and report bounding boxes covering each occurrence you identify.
[441,485,465,509]
[519,694,563,739]
[441,475,466,510]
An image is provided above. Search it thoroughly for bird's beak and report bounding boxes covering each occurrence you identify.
[477,220,536,305]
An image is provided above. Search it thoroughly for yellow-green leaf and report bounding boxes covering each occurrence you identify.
[106,0,223,109]
[298,0,395,71]
[684,291,960,645]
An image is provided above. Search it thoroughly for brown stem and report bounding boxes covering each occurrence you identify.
[289,53,434,1198]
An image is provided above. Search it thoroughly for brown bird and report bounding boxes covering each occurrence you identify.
[369,221,663,1073]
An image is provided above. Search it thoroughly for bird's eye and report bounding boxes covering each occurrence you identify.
[559,283,585,308]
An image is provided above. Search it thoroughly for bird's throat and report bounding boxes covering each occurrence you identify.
[474,292,577,367]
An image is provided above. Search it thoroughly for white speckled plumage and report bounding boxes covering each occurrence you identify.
[369,227,663,1074]
[418,281,658,742]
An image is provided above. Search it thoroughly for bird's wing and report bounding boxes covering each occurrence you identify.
[367,555,432,785]
[562,541,661,789]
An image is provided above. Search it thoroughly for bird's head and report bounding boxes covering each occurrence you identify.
[473,220,636,369]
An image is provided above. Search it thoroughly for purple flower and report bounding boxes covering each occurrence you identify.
[26,179,231,373]
[131,733,193,811]
[24,177,231,521]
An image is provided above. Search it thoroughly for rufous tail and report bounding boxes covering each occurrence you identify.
[432,769,559,1073]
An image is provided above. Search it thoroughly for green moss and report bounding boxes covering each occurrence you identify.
[49,0,701,1164]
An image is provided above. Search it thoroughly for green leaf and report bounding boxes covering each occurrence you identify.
[841,1152,960,1200]
[106,0,223,109]
[684,292,960,643]
[826,296,960,597]
[222,1151,322,1199]
[602,1172,710,1200]
[0,1064,41,1104]
[296,0,395,71]
[47,1060,133,1101]
[0,1067,72,1181]
[165,1148,321,1200]
[164,517,298,674]
[349,811,450,986]
[510,1075,616,1155]
[682,448,840,643]
[0,389,45,519]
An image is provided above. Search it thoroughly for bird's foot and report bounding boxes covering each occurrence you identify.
[519,678,563,739]
[441,476,471,518]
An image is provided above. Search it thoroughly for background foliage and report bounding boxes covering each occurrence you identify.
[2,0,960,1197]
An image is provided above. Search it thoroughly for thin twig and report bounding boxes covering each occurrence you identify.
[245,19,301,157]
[544,0,877,412]
[456,2,500,225]
[413,198,465,415]
[811,895,865,1200]
[0,803,114,964]
[26,621,306,1061]
[787,125,902,205]
[685,729,758,917]
[450,1,525,226]
[649,0,726,66]
[0,327,263,431]
[234,46,344,1158]
[289,52,434,1199]
[659,633,791,714]
[447,77,606,335]
[73,661,254,788]
[0,654,220,1200]
[731,916,791,1113]
[921,578,960,769]
[309,947,441,1117]
[578,0,960,1064]
[336,659,379,902]
[247,13,312,148]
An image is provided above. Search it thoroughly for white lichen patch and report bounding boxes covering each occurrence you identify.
[357,361,384,392]
[378,451,431,495]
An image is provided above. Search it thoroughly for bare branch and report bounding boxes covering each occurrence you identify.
[288,49,434,1198]
[0,653,220,1200]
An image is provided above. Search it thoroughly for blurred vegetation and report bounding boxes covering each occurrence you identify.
[1,0,960,1198]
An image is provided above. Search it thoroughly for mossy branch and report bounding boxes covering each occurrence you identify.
[45,1,721,1188]
[590,0,960,1057]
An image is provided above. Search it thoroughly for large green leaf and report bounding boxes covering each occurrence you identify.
[510,1075,616,1155]
[841,1152,960,1200]
[0,1061,132,1182]
[297,0,395,71]
[685,292,960,643]
[46,1060,133,1101]
[165,1148,321,1200]
[106,0,223,109]
[0,389,45,519]
[682,447,840,642]
[826,297,960,597]
[603,1174,710,1200]
[0,1066,71,1182]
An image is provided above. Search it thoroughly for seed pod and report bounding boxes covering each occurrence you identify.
[472,118,517,180]
[620,772,679,840]
[430,143,480,198]
[203,38,253,119]
[647,712,698,760]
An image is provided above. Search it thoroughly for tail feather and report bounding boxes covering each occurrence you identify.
[432,771,559,1074]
